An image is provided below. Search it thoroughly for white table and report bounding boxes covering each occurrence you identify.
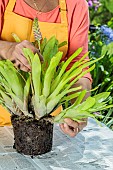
[0,118,113,170]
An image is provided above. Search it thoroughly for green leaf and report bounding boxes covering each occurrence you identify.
[0,90,13,108]
[23,48,35,66]
[79,97,96,111]
[40,38,47,54]
[43,51,63,98]
[58,41,67,48]
[93,92,110,103]
[105,0,113,13]
[51,48,83,90]
[0,60,25,100]
[47,86,82,114]
[23,74,31,110]
[32,53,41,98]
[11,33,21,42]
[72,90,87,107]
[42,36,58,62]
[60,91,81,103]
[54,111,66,122]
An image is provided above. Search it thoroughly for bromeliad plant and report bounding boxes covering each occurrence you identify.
[54,91,113,124]
[0,47,95,118]
[0,18,113,124]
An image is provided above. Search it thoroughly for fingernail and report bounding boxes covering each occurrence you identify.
[63,123,67,128]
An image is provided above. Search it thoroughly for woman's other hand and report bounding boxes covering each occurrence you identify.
[60,78,91,137]
[59,118,87,137]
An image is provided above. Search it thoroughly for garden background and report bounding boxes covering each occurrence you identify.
[87,0,113,129]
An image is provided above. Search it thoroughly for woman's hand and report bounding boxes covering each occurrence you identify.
[0,40,43,71]
[59,118,87,137]
[60,78,91,137]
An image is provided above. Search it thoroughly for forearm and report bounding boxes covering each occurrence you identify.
[71,77,92,104]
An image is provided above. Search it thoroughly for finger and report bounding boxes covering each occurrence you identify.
[15,40,43,65]
[13,57,30,71]
[59,123,78,137]
[22,40,44,62]
[33,49,44,62]
[64,118,79,128]
[18,54,31,70]
[19,64,30,72]
[22,44,44,63]
[16,48,31,69]
[78,120,87,131]
[13,59,30,72]
[13,41,31,67]
[12,50,31,70]
[59,124,66,134]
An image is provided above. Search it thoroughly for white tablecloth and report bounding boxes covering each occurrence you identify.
[0,118,113,170]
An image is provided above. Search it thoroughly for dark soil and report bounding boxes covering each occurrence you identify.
[11,115,53,156]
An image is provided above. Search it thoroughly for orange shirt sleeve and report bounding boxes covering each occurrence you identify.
[67,0,92,82]
[0,0,8,34]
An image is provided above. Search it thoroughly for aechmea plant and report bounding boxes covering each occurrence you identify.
[0,18,113,123]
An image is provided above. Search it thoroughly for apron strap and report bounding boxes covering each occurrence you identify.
[5,0,16,11]
[59,0,68,25]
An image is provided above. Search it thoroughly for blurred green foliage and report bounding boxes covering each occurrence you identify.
[88,0,113,26]
[88,0,113,129]
[89,32,113,129]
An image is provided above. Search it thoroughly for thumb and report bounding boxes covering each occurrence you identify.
[35,49,44,62]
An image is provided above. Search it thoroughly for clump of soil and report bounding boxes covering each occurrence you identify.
[11,115,53,156]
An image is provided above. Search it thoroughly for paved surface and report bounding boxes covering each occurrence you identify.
[0,118,113,170]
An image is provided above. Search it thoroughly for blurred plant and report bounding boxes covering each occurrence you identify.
[89,25,113,129]
[108,18,113,29]
[100,25,113,43]
[88,0,113,129]
[88,0,101,11]
[103,0,113,14]
[89,26,113,94]
[87,0,112,25]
